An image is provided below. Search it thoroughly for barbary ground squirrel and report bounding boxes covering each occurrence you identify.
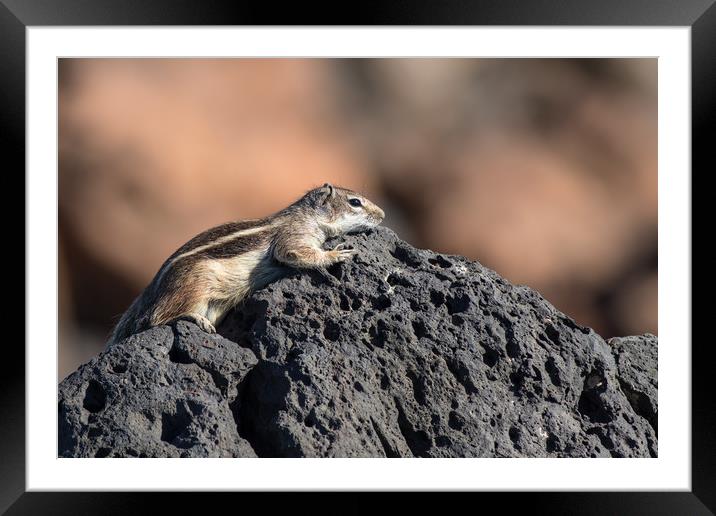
[109,183,385,345]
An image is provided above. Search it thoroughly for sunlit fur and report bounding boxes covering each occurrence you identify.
[109,183,385,345]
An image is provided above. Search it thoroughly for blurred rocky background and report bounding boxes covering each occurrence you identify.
[58,58,657,381]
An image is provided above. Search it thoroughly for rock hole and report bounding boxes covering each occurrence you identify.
[94,448,111,458]
[411,320,428,339]
[386,272,412,287]
[561,315,591,334]
[435,435,451,447]
[407,370,427,406]
[448,411,465,431]
[544,323,561,346]
[326,262,343,280]
[371,418,400,458]
[369,320,388,348]
[532,366,543,382]
[232,364,283,457]
[391,244,422,268]
[545,357,562,387]
[586,427,619,457]
[309,269,334,287]
[546,435,559,453]
[82,380,107,414]
[428,256,452,269]
[482,348,499,368]
[283,302,296,316]
[618,380,658,434]
[409,299,422,311]
[224,314,258,350]
[446,293,470,314]
[508,426,521,448]
[578,371,612,423]
[371,294,392,310]
[445,357,479,395]
[168,343,192,364]
[429,290,445,307]
[287,345,302,361]
[395,399,432,457]
[509,372,524,394]
[354,381,365,392]
[505,338,520,358]
[160,405,193,449]
[323,320,341,342]
[110,361,128,374]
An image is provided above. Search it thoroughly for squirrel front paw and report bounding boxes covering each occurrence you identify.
[328,243,356,263]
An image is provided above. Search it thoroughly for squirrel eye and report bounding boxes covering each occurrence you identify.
[348,198,363,208]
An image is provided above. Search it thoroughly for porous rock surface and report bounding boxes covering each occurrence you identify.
[59,227,658,457]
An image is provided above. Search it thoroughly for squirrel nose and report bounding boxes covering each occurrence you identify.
[376,207,385,220]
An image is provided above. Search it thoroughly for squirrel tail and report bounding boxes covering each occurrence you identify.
[107,293,146,347]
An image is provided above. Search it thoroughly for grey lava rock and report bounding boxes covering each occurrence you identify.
[59,324,258,457]
[610,334,658,434]
[59,227,658,458]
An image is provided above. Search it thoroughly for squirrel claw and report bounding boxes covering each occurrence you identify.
[332,248,356,262]
[182,313,216,334]
[328,242,356,262]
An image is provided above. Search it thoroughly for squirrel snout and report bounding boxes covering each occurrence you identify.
[372,206,385,223]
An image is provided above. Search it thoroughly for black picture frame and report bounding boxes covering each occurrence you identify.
[4,1,713,513]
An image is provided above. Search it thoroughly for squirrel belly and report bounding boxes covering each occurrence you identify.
[108,183,385,346]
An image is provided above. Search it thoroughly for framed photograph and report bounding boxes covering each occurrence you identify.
[6,0,713,513]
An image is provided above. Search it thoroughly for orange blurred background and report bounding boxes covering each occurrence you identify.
[58,58,657,380]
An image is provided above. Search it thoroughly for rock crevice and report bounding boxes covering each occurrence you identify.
[59,227,658,458]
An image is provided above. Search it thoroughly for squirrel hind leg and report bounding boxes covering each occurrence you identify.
[152,294,216,334]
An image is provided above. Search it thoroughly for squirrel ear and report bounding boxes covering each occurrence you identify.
[321,183,335,201]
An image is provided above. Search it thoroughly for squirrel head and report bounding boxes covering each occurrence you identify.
[307,183,385,235]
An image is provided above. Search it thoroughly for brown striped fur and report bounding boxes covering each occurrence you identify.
[108,184,385,345]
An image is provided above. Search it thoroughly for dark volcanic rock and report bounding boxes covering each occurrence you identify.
[610,334,658,435]
[59,227,658,458]
[59,324,258,457]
